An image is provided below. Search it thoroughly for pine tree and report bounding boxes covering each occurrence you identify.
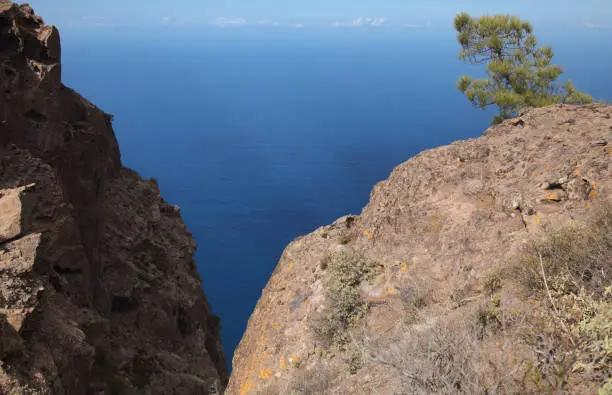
[454,13,593,124]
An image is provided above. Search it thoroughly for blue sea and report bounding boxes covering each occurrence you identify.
[59,26,612,368]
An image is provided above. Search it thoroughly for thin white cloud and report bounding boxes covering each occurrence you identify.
[368,17,386,26]
[584,23,605,29]
[214,17,248,27]
[161,16,171,25]
[401,21,433,29]
[211,18,305,28]
[253,19,279,26]
[333,17,386,28]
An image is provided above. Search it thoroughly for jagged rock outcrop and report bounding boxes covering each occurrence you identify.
[0,2,227,393]
[227,105,611,394]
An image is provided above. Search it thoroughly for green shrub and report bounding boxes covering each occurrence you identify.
[600,378,612,395]
[519,205,611,297]
[484,272,503,295]
[517,204,612,392]
[311,251,377,349]
[344,343,364,375]
[476,291,503,335]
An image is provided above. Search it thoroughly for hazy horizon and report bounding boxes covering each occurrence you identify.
[21,0,612,32]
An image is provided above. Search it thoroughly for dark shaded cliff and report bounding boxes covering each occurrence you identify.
[0,2,227,393]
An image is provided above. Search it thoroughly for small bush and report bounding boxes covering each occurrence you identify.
[367,313,488,394]
[344,343,364,375]
[516,204,612,392]
[518,206,611,297]
[476,291,503,335]
[310,251,377,349]
[521,333,574,393]
[600,378,612,395]
[399,283,431,310]
[398,282,432,324]
[484,272,503,295]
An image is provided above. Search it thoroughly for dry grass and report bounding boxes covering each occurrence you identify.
[513,203,612,393]
[365,312,491,394]
[302,205,611,394]
[358,204,611,394]
[397,281,433,325]
[284,362,338,395]
[517,205,611,297]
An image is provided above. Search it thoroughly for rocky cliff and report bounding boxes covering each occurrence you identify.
[228,105,611,394]
[0,2,226,393]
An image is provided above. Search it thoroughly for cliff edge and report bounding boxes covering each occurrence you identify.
[0,2,227,393]
[228,105,611,394]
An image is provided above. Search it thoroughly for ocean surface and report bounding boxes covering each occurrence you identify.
[59,27,612,368]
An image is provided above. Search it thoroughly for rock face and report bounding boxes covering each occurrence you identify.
[0,2,227,393]
[227,105,611,394]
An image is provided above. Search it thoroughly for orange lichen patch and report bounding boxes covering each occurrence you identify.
[387,286,397,295]
[531,171,535,178]
[288,356,298,366]
[575,169,581,175]
[240,310,272,393]
[280,356,287,369]
[271,323,280,327]
[287,263,294,271]
[259,369,273,379]
[400,261,408,273]
[4,309,29,331]
[535,213,541,225]
[545,164,550,168]
[547,191,566,202]
[588,181,598,201]
[239,379,254,395]
[457,160,464,167]
[363,230,373,240]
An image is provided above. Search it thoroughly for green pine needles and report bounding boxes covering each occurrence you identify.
[454,13,593,124]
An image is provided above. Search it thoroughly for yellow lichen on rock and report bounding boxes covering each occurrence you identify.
[258,369,273,379]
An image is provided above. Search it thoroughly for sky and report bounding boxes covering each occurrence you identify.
[21,0,612,31]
